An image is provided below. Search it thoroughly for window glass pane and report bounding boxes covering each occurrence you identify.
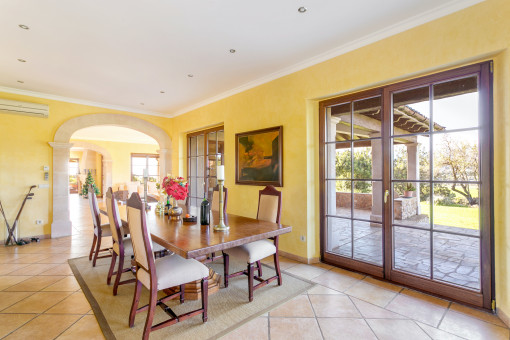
[148,158,158,167]
[352,96,381,140]
[327,180,351,218]
[433,131,479,182]
[327,103,351,142]
[327,217,352,258]
[208,131,217,155]
[190,136,197,156]
[433,76,479,131]
[393,86,430,135]
[353,141,381,180]
[197,135,204,156]
[196,177,204,198]
[353,221,382,266]
[393,226,431,278]
[197,156,204,177]
[132,157,146,167]
[353,181,382,223]
[132,166,144,176]
[393,182,430,230]
[393,135,430,180]
[190,157,197,177]
[217,130,224,154]
[328,142,350,179]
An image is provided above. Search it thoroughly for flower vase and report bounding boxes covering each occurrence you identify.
[169,197,183,221]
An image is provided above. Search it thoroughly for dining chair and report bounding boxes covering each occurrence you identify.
[222,185,282,302]
[88,185,113,267]
[127,192,209,340]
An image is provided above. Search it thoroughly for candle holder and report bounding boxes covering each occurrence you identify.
[213,179,229,231]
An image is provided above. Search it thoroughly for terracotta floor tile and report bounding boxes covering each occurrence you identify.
[261,256,300,271]
[7,263,60,276]
[2,291,73,313]
[309,294,360,318]
[366,319,430,340]
[310,262,333,270]
[318,318,377,339]
[270,295,315,317]
[45,291,92,314]
[0,276,30,291]
[450,302,507,327]
[4,314,81,340]
[0,291,33,311]
[56,315,105,340]
[220,316,268,340]
[351,297,406,319]
[0,264,30,275]
[39,264,74,276]
[36,254,72,264]
[5,275,66,292]
[284,264,328,280]
[385,290,449,327]
[307,284,343,295]
[362,276,403,293]
[0,313,37,338]
[416,321,465,340]
[42,276,81,292]
[344,280,398,307]
[439,310,510,340]
[269,318,322,340]
[312,267,364,292]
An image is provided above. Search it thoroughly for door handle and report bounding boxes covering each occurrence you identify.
[384,190,390,204]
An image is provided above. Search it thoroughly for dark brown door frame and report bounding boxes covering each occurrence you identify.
[319,61,494,309]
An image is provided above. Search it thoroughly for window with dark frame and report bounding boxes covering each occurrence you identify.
[131,153,160,182]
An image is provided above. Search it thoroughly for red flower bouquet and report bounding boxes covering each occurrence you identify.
[161,176,188,201]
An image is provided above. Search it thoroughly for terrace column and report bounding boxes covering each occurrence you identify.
[49,142,74,238]
[328,117,341,216]
[369,134,383,224]
[406,142,420,214]
[102,159,113,192]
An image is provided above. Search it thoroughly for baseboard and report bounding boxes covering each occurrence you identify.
[0,233,51,245]
[497,307,510,328]
[279,250,320,264]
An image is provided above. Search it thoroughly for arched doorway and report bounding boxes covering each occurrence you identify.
[49,113,172,238]
[70,141,114,195]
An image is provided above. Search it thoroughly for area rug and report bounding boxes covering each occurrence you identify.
[69,256,314,340]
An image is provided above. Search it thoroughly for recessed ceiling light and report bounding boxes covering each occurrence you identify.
[160,90,165,94]
[298,7,307,13]
[17,80,24,84]
[17,58,26,63]
[229,49,236,53]
[18,24,29,30]
[187,74,194,78]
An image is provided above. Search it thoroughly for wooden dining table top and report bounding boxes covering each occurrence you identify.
[98,204,292,259]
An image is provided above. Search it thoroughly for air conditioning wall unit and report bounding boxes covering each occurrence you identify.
[0,98,49,118]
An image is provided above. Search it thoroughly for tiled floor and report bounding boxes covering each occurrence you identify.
[0,194,508,339]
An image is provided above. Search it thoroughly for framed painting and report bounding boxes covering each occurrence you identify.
[235,126,283,187]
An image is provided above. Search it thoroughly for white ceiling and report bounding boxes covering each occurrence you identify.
[71,126,158,145]
[0,0,481,117]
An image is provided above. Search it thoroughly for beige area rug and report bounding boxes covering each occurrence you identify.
[69,256,314,340]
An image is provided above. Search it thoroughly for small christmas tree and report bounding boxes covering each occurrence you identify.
[81,170,100,197]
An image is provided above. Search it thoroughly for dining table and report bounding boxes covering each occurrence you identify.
[98,203,292,298]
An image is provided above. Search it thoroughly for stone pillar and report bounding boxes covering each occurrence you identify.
[49,142,74,238]
[406,142,420,214]
[102,159,113,192]
[369,135,383,224]
[327,116,340,250]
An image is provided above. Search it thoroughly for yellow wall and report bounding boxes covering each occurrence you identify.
[0,0,509,317]
[0,94,169,241]
[167,0,510,315]
[70,139,159,189]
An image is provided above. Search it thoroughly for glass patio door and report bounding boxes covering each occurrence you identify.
[320,62,493,309]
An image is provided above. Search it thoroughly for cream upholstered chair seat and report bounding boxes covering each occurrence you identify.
[223,240,276,263]
[137,255,209,291]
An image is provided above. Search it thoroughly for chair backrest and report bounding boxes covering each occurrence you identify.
[105,187,124,254]
[257,185,282,224]
[127,192,156,289]
[211,185,228,215]
[87,185,101,232]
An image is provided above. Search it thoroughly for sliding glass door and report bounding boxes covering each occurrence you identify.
[320,62,493,309]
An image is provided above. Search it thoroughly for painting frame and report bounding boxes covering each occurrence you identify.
[235,126,283,187]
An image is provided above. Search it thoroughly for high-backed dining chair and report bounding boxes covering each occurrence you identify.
[222,185,282,302]
[127,192,209,340]
[105,188,136,295]
[88,185,112,267]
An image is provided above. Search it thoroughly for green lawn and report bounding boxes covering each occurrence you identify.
[420,202,479,230]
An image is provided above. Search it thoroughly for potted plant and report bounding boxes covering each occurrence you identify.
[403,183,416,198]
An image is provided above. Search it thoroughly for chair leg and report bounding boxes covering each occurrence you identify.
[92,235,102,267]
[248,263,254,302]
[201,277,208,322]
[223,252,230,288]
[107,252,117,285]
[129,280,142,328]
[274,251,282,286]
[142,287,157,340]
[257,260,262,277]
[113,255,124,296]
[180,284,185,304]
[89,234,97,261]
